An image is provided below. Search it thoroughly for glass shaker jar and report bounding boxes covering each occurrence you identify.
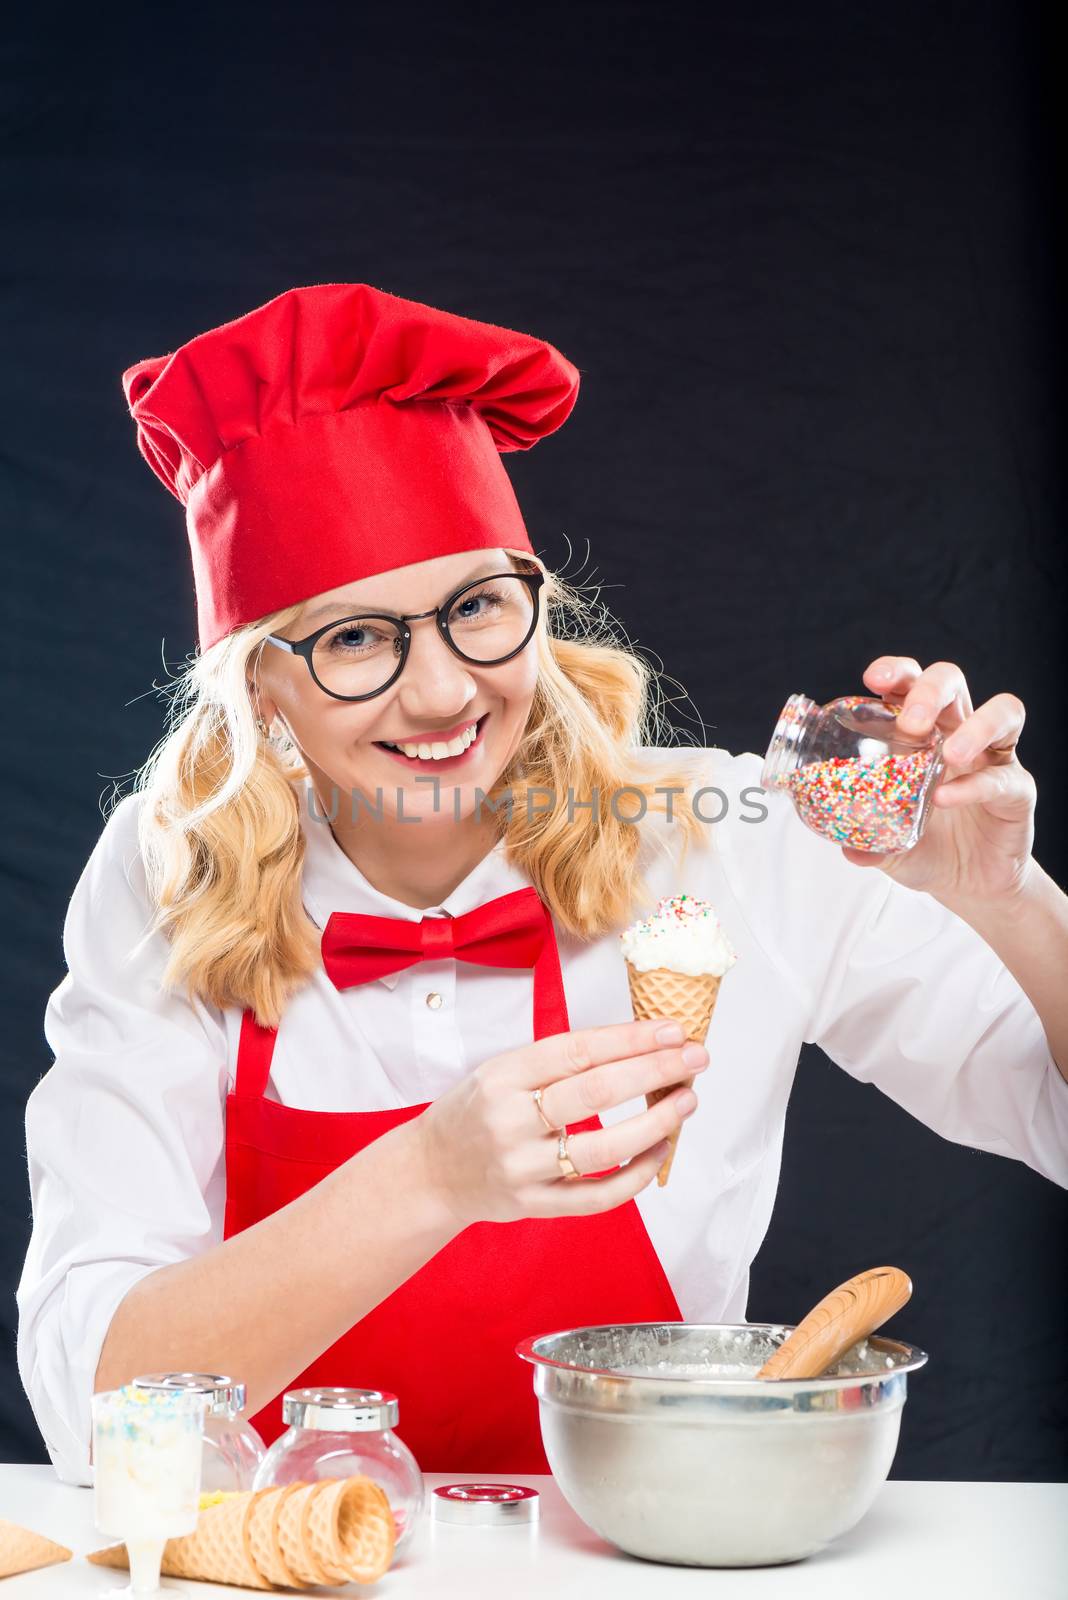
[133,1373,266,1492]
[252,1388,424,1552]
[761,692,946,852]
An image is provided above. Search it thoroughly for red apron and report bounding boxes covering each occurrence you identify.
[222,898,682,1472]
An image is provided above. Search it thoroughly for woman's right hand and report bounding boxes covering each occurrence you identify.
[410,1019,709,1226]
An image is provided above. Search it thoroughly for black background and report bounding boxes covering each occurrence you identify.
[2,2,1064,1478]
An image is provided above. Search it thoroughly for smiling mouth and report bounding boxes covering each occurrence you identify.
[374,714,488,762]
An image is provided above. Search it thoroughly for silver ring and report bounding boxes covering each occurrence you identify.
[557,1131,582,1180]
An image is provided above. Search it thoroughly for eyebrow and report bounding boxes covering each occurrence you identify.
[299,560,510,627]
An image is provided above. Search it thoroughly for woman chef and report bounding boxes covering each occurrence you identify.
[16,283,1068,1486]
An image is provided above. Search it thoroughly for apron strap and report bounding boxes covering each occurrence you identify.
[234,1010,278,1100]
[532,905,570,1039]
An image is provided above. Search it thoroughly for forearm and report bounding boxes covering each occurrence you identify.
[94,1116,460,1415]
[934,859,1068,1083]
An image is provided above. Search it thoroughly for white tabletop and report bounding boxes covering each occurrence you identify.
[1,1466,1066,1598]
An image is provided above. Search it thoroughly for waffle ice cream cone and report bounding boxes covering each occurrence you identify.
[277,1482,337,1585]
[306,1474,397,1585]
[247,1482,312,1589]
[88,1474,396,1590]
[621,894,737,1186]
[0,1518,72,1579]
[626,965,723,1183]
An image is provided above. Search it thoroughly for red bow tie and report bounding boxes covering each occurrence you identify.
[321,887,570,1040]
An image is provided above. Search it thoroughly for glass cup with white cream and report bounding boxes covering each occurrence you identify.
[91,1384,207,1595]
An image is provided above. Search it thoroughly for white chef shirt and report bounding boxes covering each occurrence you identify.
[16,746,1068,1485]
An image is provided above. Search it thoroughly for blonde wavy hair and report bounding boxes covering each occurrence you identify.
[123,550,712,1028]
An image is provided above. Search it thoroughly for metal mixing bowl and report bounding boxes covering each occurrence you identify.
[516,1321,928,1567]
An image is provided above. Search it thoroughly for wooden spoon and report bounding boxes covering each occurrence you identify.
[756,1266,912,1380]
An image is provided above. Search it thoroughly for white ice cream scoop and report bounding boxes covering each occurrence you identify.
[619,892,738,977]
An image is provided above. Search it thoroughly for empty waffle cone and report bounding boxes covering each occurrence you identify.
[247,1481,312,1590]
[0,1518,72,1579]
[304,1475,397,1585]
[626,964,722,1185]
[277,1481,338,1586]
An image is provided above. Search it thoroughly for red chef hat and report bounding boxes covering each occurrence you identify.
[121,283,581,651]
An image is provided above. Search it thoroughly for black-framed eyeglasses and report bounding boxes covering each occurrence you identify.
[263,568,545,702]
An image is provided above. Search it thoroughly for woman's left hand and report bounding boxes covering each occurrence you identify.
[841,657,1037,903]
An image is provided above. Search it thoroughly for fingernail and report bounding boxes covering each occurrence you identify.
[655,1022,684,1044]
[945,739,973,763]
[681,1043,708,1068]
[879,666,895,680]
[675,1089,697,1114]
[901,703,930,727]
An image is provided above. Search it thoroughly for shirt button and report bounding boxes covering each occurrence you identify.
[425,991,444,1010]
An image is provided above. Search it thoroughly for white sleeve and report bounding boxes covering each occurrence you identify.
[724,752,1068,1189]
[15,794,230,1485]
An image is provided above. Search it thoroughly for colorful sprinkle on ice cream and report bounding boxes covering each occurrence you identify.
[620,894,738,977]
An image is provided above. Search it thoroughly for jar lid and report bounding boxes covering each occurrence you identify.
[282,1387,399,1432]
[432,1483,540,1526]
[132,1372,247,1418]
[761,691,818,789]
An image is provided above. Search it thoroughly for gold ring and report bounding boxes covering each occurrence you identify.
[557,1130,582,1180]
[532,1086,560,1135]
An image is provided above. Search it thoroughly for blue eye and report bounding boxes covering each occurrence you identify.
[451,587,505,624]
[321,623,392,655]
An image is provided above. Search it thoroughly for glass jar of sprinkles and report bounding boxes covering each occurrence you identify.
[761,692,946,852]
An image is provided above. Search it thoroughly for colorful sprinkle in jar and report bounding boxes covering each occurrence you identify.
[761,692,946,852]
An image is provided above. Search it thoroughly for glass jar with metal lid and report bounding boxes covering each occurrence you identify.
[762,692,946,853]
[132,1373,266,1492]
[252,1388,424,1551]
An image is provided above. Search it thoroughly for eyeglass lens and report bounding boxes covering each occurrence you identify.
[310,573,536,698]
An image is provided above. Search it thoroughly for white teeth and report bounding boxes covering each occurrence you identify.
[385,720,480,760]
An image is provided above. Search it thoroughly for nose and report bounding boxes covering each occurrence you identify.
[393,617,478,722]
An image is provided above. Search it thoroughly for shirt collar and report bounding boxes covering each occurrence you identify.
[298,784,533,989]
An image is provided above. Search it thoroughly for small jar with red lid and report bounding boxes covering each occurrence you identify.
[761,692,946,852]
